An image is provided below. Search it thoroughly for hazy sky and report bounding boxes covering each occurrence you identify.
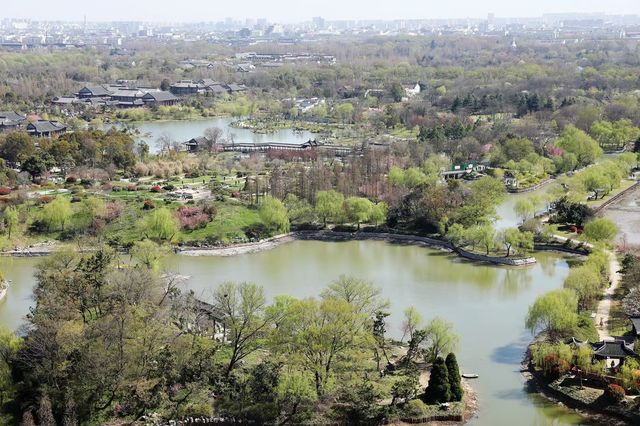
[2,0,638,22]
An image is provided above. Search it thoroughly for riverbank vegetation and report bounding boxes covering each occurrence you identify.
[0,248,468,424]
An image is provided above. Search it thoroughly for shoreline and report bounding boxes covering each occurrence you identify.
[521,348,632,426]
[177,230,538,266]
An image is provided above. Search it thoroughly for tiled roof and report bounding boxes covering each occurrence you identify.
[592,340,638,358]
[630,317,640,334]
[143,91,179,102]
[27,120,66,133]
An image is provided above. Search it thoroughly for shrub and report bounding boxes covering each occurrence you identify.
[176,206,210,230]
[162,184,175,191]
[604,384,625,403]
[80,178,94,188]
[104,202,123,221]
[150,185,162,193]
[403,399,427,418]
[65,176,77,183]
[143,200,156,210]
[37,196,54,205]
[0,187,12,196]
[127,184,137,192]
[111,186,122,192]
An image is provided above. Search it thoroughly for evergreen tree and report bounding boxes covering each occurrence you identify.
[423,357,450,403]
[38,395,55,426]
[20,411,36,426]
[451,96,461,113]
[445,353,463,401]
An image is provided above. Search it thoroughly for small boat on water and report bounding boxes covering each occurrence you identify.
[462,373,479,379]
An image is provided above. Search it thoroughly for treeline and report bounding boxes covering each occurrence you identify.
[0,129,137,185]
[0,248,462,424]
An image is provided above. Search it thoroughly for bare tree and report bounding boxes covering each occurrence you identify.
[204,127,224,151]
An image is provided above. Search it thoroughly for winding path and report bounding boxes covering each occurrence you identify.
[595,251,621,341]
[548,234,620,340]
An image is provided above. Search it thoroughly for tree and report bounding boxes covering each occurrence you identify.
[213,282,273,377]
[4,206,18,239]
[445,353,463,401]
[423,357,450,404]
[345,197,373,229]
[423,317,459,363]
[259,196,290,234]
[42,197,72,231]
[0,328,20,407]
[37,394,55,426]
[138,208,179,242]
[525,289,579,338]
[21,155,49,181]
[390,368,420,405]
[503,137,535,162]
[335,102,354,124]
[321,275,389,318]
[550,197,593,227]
[564,266,602,309]
[160,78,171,91]
[514,198,535,223]
[129,239,169,271]
[445,223,467,248]
[271,296,371,397]
[554,125,602,167]
[583,217,618,243]
[401,306,423,343]
[499,228,533,257]
[315,190,344,227]
[469,225,496,255]
[0,132,35,164]
[283,194,315,224]
[369,202,387,227]
[591,119,640,150]
[203,127,224,150]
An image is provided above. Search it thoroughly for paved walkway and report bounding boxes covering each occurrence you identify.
[596,251,621,341]
[548,234,620,340]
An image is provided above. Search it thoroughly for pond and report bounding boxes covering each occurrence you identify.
[0,239,590,425]
[113,117,321,154]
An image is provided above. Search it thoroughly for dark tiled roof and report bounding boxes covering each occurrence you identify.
[143,91,179,102]
[79,85,112,97]
[630,317,640,334]
[27,120,66,133]
[226,83,247,92]
[592,340,638,358]
[185,137,209,146]
[0,111,26,122]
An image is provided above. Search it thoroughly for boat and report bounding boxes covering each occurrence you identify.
[462,373,479,379]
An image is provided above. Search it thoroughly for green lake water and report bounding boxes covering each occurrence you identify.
[0,239,593,425]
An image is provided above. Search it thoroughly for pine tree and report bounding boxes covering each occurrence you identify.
[38,395,55,426]
[20,411,36,426]
[445,353,463,401]
[63,395,78,426]
[424,356,451,404]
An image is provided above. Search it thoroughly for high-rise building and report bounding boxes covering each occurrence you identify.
[312,16,325,30]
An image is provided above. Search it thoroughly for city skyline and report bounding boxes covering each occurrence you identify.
[0,0,638,23]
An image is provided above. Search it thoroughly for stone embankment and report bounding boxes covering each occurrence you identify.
[179,231,538,266]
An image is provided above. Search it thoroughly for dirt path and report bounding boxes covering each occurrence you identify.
[595,251,621,341]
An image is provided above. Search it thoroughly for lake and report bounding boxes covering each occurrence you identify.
[0,237,590,425]
[115,117,320,153]
[0,187,595,425]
